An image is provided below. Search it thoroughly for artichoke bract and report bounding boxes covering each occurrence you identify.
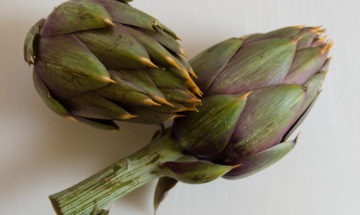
[48,26,331,215]
[24,0,201,130]
[174,26,332,178]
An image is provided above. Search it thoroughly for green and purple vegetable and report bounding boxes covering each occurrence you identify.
[44,26,331,215]
[24,0,201,130]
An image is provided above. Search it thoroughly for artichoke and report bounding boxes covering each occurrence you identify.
[48,26,331,215]
[24,0,201,130]
[174,25,332,178]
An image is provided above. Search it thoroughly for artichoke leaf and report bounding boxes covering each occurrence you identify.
[228,85,305,157]
[154,177,178,213]
[33,71,69,117]
[173,93,249,159]
[24,19,45,64]
[73,117,119,131]
[41,0,112,36]
[190,38,243,91]
[285,46,329,85]
[36,35,111,99]
[100,0,160,31]
[224,138,297,179]
[210,38,296,94]
[76,26,152,69]
[65,93,133,120]
[160,160,237,184]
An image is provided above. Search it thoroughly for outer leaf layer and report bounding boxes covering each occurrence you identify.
[173,94,248,159]
[36,35,110,99]
[225,85,305,162]
[32,72,69,117]
[190,38,243,91]
[210,38,296,95]
[224,139,297,179]
[160,160,235,184]
[41,0,111,36]
[76,26,151,69]
[183,26,331,179]
[24,19,45,64]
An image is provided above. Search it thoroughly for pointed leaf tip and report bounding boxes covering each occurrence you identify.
[142,99,161,106]
[154,177,178,213]
[153,96,175,107]
[100,76,117,84]
[103,18,116,27]
[139,57,158,68]
[120,114,137,120]
[239,91,252,100]
[165,56,181,69]
[179,47,189,59]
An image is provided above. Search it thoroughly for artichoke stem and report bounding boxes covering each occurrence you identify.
[49,130,182,215]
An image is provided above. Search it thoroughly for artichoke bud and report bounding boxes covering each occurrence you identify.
[159,160,237,184]
[24,0,201,129]
[173,26,331,179]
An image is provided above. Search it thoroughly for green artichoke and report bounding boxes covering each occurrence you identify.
[174,26,331,178]
[47,26,331,214]
[24,0,201,130]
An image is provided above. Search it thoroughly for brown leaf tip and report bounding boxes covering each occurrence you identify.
[139,57,158,68]
[103,18,116,27]
[239,91,252,100]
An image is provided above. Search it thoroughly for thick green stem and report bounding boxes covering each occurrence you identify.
[49,131,182,215]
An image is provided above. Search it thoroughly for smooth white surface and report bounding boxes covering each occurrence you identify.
[0,0,359,214]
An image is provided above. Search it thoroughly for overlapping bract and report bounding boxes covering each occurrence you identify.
[172,26,332,179]
[24,0,201,130]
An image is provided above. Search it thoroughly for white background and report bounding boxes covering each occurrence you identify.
[0,0,359,214]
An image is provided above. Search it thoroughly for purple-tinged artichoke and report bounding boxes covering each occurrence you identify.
[24,0,201,130]
[174,26,331,178]
[47,26,331,215]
